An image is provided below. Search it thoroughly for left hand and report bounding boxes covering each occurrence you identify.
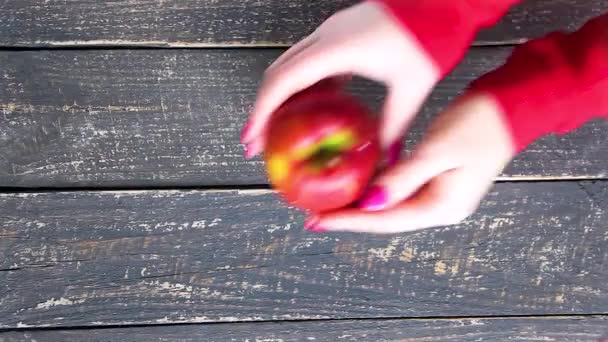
[241,1,440,158]
[305,94,516,234]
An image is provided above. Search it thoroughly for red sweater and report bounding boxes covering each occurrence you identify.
[373,0,608,151]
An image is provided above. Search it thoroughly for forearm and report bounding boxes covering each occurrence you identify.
[467,13,608,151]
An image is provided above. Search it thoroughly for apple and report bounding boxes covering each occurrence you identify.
[264,80,381,213]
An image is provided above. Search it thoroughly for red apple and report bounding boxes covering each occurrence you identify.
[264,81,381,213]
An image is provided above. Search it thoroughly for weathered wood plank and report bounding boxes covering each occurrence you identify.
[1,0,606,47]
[0,182,607,328]
[1,48,607,188]
[1,317,607,342]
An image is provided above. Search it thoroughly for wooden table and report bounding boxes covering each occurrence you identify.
[1,1,607,341]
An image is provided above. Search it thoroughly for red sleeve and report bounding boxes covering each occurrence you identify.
[371,0,522,77]
[467,13,608,151]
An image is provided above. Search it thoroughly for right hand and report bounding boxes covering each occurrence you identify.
[305,94,516,234]
[241,1,441,160]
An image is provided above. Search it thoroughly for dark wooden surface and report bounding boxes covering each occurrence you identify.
[1,0,608,339]
[1,0,607,47]
[2,48,607,188]
[1,317,607,341]
[1,182,607,328]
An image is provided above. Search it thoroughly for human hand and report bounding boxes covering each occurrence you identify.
[305,94,516,234]
[241,1,440,159]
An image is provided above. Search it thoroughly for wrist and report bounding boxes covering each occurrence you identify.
[472,94,517,162]
[462,93,518,164]
[440,93,517,163]
[466,14,608,152]
[368,1,441,87]
[370,0,481,77]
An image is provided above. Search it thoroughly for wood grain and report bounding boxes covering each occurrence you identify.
[1,317,607,341]
[1,0,607,47]
[1,48,607,188]
[1,182,607,328]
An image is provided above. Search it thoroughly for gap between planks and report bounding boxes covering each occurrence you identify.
[1,314,607,333]
[0,176,606,195]
[0,39,527,50]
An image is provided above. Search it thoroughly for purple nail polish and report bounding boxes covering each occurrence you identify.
[386,140,402,167]
[358,185,388,211]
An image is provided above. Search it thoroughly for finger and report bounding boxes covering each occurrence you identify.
[379,84,429,149]
[242,43,349,144]
[384,138,404,169]
[309,169,475,234]
[244,137,264,160]
[358,145,457,211]
[243,75,351,159]
[309,176,448,234]
[267,33,320,72]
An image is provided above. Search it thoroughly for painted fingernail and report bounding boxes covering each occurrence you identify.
[241,120,252,143]
[358,185,388,211]
[304,217,328,232]
[244,144,256,159]
[308,225,329,233]
[304,217,319,230]
[386,141,402,167]
[244,138,264,159]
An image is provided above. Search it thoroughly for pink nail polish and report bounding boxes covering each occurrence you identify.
[304,217,319,230]
[308,225,328,233]
[358,185,388,211]
[304,217,329,232]
[244,144,256,159]
[241,120,252,143]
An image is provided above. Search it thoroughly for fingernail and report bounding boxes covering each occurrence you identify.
[241,120,252,143]
[308,225,329,233]
[304,217,328,232]
[358,185,388,211]
[244,138,265,159]
[386,141,402,167]
[244,144,256,159]
[304,217,319,230]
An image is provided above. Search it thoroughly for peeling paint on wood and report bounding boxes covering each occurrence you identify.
[0,182,607,328]
[1,49,607,188]
[0,317,607,341]
[1,0,606,336]
[1,0,606,47]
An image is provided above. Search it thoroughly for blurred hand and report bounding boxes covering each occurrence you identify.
[241,1,440,159]
[305,94,516,234]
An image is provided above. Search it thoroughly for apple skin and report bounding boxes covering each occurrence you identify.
[264,81,381,213]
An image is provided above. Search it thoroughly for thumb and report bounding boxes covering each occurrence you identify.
[358,143,457,211]
[378,84,429,149]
